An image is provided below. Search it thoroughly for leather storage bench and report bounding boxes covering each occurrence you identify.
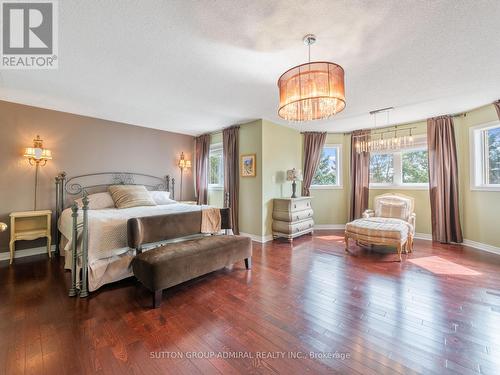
[127,209,252,308]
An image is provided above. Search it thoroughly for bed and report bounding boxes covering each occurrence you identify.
[55,172,215,297]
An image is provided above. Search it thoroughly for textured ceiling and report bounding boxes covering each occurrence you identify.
[0,0,499,135]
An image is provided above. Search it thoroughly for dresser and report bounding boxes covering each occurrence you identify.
[272,197,314,242]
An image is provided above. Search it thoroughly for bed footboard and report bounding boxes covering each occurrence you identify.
[68,193,90,298]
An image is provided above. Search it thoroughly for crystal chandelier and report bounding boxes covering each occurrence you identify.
[277,35,345,122]
[354,108,414,153]
[354,128,415,153]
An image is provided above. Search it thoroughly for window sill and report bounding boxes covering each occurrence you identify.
[470,185,500,192]
[208,186,224,191]
[310,185,344,190]
[369,185,429,191]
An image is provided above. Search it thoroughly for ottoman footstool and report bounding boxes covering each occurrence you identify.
[344,217,412,262]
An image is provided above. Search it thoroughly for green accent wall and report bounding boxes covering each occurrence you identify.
[207,104,500,248]
[455,105,500,247]
[261,120,302,236]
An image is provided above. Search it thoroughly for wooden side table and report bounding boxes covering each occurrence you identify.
[9,210,52,265]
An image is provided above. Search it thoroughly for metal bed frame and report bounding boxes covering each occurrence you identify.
[55,172,174,298]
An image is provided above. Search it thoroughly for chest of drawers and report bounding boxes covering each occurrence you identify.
[272,197,314,242]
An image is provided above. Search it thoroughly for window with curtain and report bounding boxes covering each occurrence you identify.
[311,144,342,188]
[471,122,500,190]
[208,143,224,189]
[370,135,428,188]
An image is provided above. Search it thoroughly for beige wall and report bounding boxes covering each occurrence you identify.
[207,120,302,238]
[238,120,263,236]
[310,133,351,226]
[261,120,302,236]
[0,100,195,252]
[455,105,500,247]
[207,121,264,236]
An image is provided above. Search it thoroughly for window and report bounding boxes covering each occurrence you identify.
[370,136,428,188]
[311,144,342,188]
[209,143,223,189]
[471,122,500,190]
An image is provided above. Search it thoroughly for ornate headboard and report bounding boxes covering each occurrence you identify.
[54,171,175,255]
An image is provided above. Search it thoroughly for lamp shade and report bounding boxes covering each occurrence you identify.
[286,168,303,181]
[24,135,52,162]
[278,61,345,122]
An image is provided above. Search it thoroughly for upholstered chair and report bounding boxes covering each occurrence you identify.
[363,193,416,248]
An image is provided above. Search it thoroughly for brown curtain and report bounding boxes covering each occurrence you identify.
[427,116,463,243]
[494,100,500,119]
[302,132,327,196]
[195,134,210,205]
[223,126,240,234]
[349,130,370,221]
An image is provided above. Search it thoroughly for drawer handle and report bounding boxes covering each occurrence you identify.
[296,215,300,220]
[308,213,311,217]
[294,204,297,209]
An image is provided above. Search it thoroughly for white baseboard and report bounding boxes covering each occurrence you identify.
[314,224,346,230]
[313,224,500,256]
[240,232,273,243]
[0,245,56,262]
[414,232,433,241]
[463,239,500,256]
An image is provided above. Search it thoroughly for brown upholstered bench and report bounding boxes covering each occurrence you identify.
[133,235,251,308]
[127,209,252,308]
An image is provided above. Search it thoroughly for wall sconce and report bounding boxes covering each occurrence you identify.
[178,152,191,201]
[24,135,52,210]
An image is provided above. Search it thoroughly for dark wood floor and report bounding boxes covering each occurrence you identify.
[1,230,500,375]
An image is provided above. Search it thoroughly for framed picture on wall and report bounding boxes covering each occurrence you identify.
[240,154,256,177]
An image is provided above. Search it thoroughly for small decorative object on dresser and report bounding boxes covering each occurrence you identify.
[272,197,314,242]
[286,168,303,198]
[9,210,52,265]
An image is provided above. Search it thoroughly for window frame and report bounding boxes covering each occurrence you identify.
[310,143,343,190]
[470,121,500,191]
[369,136,429,190]
[208,143,224,190]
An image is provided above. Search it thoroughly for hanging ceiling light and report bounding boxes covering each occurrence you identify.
[277,34,345,122]
[354,108,415,153]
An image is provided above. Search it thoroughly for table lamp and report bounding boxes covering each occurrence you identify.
[286,168,303,198]
[24,135,52,210]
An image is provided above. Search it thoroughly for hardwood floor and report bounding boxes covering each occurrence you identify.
[1,230,500,375]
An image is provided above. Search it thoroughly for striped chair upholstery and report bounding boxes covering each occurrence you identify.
[345,193,416,261]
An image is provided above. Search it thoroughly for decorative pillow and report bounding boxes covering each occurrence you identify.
[149,190,175,205]
[75,192,115,210]
[108,185,156,209]
[376,200,409,220]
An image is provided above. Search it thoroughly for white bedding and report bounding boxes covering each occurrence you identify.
[58,202,202,264]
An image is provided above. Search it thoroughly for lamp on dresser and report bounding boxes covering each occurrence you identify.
[286,168,302,198]
[24,135,52,210]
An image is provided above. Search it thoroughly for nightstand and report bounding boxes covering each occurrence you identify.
[9,210,52,265]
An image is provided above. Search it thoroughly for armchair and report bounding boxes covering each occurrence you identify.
[345,193,416,261]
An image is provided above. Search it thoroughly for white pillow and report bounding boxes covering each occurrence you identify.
[75,192,115,210]
[149,190,175,205]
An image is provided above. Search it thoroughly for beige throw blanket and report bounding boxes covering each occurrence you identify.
[201,207,221,234]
